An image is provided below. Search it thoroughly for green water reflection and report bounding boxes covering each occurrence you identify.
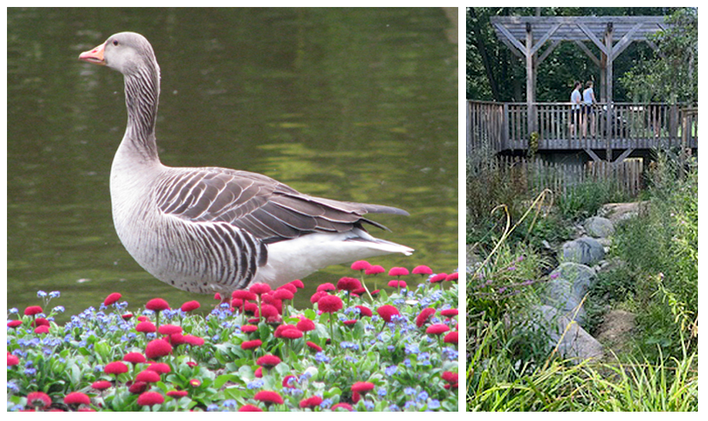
[7,7,458,320]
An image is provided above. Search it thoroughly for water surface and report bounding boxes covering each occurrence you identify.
[7,8,458,319]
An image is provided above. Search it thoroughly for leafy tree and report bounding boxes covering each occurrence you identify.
[620,8,697,104]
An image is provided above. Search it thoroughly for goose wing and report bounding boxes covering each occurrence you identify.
[153,167,408,244]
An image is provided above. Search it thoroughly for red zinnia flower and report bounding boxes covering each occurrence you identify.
[123,352,147,364]
[145,339,172,359]
[306,341,322,352]
[241,339,262,350]
[147,362,171,374]
[343,320,357,327]
[337,277,362,292]
[136,321,156,333]
[412,265,433,275]
[63,392,90,406]
[376,305,400,323]
[137,316,149,322]
[442,371,458,384]
[388,267,409,277]
[158,324,182,336]
[241,324,258,333]
[440,308,459,317]
[254,367,263,378]
[296,318,316,332]
[104,361,129,375]
[351,260,371,271]
[445,272,459,282]
[103,292,122,306]
[426,324,450,335]
[351,381,375,394]
[416,307,436,328]
[121,313,133,321]
[310,291,328,304]
[273,289,294,301]
[182,335,205,346]
[387,280,407,288]
[129,381,148,394]
[145,298,170,312]
[280,329,303,339]
[282,375,298,388]
[273,324,298,338]
[260,303,280,321]
[27,391,52,409]
[316,282,336,292]
[7,353,20,366]
[7,320,22,328]
[180,300,200,312]
[278,283,298,294]
[332,402,353,411]
[444,331,459,344]
[34,325,49,334]
[166,390,188,399]
[299,396,323,409]
[317,295,343,313]
[91,380,112,391]
[430,273,448,283]
[249,283,271,295]
[33,317,50,327]
[254,390,283,405]
[24,306,43,316]
[365,265,385,275]
[232,290,257,301]
[136,370,161,383]
[355,305,373,318]
[137,391,164,407]
[289,279,305,289]
[256,355,281,370]
[239,404,263,412]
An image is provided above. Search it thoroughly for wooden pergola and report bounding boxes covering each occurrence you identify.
[490,15,669,145]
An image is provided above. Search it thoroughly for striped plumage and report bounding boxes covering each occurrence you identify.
[79,32,413,295]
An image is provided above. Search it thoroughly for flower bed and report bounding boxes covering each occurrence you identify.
[7,262,459,412]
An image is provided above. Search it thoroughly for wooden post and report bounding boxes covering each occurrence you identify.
[605,23,614,162]
[526,22,536,137]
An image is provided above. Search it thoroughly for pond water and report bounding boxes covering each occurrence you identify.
[7,8,458,320]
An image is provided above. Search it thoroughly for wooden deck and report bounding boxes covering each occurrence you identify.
[467,101,698,158]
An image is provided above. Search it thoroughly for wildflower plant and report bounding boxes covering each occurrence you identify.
[7,264,458,412]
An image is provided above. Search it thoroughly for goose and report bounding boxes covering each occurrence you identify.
[78,32,413,297]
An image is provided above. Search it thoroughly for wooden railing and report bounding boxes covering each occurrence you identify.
[468,100,697,155]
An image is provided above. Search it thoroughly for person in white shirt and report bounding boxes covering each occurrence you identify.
[582,81,597,137]
[569,81,582,137]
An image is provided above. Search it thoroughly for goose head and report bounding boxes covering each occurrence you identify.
[79,32,158,77]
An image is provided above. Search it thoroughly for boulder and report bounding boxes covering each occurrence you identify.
[584,216,615,238]
[546,262,596,324]
[561,236,605,265]
[531,305,604,362]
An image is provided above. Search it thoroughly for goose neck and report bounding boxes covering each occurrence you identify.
[123,64,160,162]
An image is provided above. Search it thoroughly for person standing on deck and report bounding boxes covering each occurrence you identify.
[582,81,597,137]
[569,81,582,137]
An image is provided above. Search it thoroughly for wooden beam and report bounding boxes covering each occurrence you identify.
[492,22,527,56]
[530,22,562,56]
[584,148,603,162]
[537,39,561,65]
[576,22,609,55]
[612,23,644,58]
[574,40,600,66]
[613,148,635,165]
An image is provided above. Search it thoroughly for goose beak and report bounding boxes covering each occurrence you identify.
[79,42,106,65]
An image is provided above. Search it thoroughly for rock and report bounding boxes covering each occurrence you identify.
[530,305,604,362]
[561,236,605,265]
[599,202,649,224]
[546,262,596,324]
[584,216,615,238]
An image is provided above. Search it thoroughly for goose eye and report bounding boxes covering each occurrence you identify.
[112,40,119,46]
